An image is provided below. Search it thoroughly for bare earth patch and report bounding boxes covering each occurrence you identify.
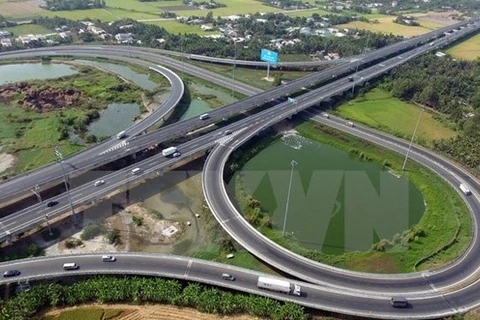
[0,153,15,174]
[0,0,45,17]
[42,304,259,320]
[412,10,462,26]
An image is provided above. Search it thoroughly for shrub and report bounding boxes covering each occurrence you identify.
[81,224,104,240]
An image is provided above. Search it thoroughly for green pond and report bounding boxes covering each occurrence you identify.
[232,132,425,255]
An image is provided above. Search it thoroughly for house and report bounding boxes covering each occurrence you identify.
[119,24,134,30]
[87,25,105,35]
[435,51,447,57]
[156,38,166,44]
[0,30,11,38]
[59,32,71,39]
[0,38,12,47]
[115,33,133,43]
[200,25,214,31]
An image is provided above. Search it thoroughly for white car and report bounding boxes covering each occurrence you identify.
[102,255,116,262]
[94,180,105,187]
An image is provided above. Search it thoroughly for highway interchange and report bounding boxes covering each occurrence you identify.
[0,17,480,319]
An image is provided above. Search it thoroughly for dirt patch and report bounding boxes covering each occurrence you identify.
[0,0,45,17]
[42,304,258,320]
[413,10,462,26]
[0,153,15,174]
[0,83,84,112]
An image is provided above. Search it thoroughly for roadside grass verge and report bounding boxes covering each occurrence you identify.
[446,32,480,60]
[186,60,312,90]
[231,120,471,273]
[336,88,457,146]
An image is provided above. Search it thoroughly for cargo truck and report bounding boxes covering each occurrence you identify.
[460,184,472,196]
[162,146,177,157]
[257,276,301,296]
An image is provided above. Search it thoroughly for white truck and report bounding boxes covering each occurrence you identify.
[116,130,126,139]
[257,276,301,296]
[162,146,177,157]
[460,184,472,196]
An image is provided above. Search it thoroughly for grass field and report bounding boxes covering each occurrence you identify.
[147,20,217,35]
[42,307,123,320]
[4,24,53,36]
[188,60,312,90]
[338,17,434,36]
[168,0,280,17]
[447,32,480,60]
[337,88,457,144]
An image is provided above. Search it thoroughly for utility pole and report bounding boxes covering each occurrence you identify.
[283,160,297,237]
[181,34,185,80]
[31,184,42,203]
[351,33,371,95]
[231,40,237,100]
[54,146,77,224]
[402,108,423,171]
[45,213,53,236]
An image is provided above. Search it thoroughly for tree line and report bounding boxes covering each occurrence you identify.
[379,54,480,171]
[44,0,106,11]
[0,276,308,320]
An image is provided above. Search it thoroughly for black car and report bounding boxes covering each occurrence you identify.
[3,270,20,278]
[46,200,59,208]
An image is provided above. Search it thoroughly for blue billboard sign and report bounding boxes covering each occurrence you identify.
[260,49,278,65]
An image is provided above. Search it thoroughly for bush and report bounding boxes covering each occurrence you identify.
[81,224,104,240]
[132,216,143,227]
[65,238,83,249]
[106,229,121,245]
[40,228,61,241]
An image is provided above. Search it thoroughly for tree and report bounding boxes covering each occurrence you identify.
[205,11,214,23]
[471,91,480,109]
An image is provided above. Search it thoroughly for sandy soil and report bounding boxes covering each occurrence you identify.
[413,10,462,26]
[42,304,260,320]
[0,0,45,17]
[0,153,15,174]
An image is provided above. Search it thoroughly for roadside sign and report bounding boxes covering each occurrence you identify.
[260,49,278,65]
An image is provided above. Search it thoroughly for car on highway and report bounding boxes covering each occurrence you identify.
[94,180,105,187]
[224,130,232,136]
[46,200,59,208]
[131,168,143,175]
[102,255,116,262]
[391,297,409,308]
[173,152,181,158]
[63,263,79,270]
[3,270,20,278]
[222,273,235,281]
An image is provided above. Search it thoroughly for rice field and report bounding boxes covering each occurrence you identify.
[338,17,435,36]
[446,32,480,60]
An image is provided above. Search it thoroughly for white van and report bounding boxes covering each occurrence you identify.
[116,131,126,140]
[131,168,142,175]
[199,113,210,120]
[63,263,78,270]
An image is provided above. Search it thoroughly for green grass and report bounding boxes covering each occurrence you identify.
[39,7,160,21]
[4,24,54,36]
[337,88,457,145]
[147,20,217,35]
[187,60,312,90]
[339,17,435,36]
[168,0,280,17]
[447,32,480,61]
[44,308,123,320]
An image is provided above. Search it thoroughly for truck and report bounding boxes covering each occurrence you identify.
[162,146,177,157]
[256,276,301,296]
[460,184,472,196]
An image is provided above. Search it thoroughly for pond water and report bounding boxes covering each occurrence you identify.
[87,103,141,138]
[0,63,78,85]
[232,132,426,255]
[180,83,237,120]
[75,59,159,91]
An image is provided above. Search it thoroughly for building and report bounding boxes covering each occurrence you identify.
[115,33,133,43]
[200,25,214,31]
[0,30,11,38]
[0,38,12,47]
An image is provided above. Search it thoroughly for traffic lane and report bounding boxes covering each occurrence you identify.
[0,254,192,283]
